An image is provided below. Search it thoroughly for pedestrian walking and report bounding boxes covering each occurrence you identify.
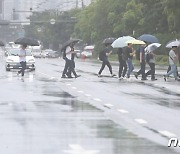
[67,48,80,78]
[98,43,116,77]
[126,43,136,78]
[145,50,157,81]
[62,43,80,78]
[17,44,27,76]
[117,48,127,79]
[164,46,179,81]
[134,44,147,80]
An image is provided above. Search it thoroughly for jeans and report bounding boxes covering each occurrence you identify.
[165,64,177,79]
[127,58,134,78]
[98,61,113,75]
[18,61,26,76]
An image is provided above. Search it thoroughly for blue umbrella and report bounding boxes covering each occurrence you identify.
[138,34,159,43]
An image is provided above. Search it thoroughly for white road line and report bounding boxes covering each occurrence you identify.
[117,109,129,113]
[66,83,71,86]
[93,98,102,102]
[85,94,91,97]
[104,104,114,108]
[50,77,55,80]
[135,119,148,124]
[78,91,84,93]
[72,87,77,90]
[159,131,176,138]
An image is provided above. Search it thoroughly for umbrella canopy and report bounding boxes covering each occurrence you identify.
[138,34,159,43]
[145,43,161,53]
[111,36,135,48]
[102,37,116,44]
[61,39,80,51]
[15,37,39,46]
[0,40,4,46]
[126,39,146,45]
[166,40,180,48]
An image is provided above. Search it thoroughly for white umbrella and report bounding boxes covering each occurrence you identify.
[111,36,135,48]
[166,40,180,48]
[145,43,161,53]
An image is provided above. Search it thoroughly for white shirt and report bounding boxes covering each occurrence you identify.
[65,46,72,60]
[19,49,26,62]
[169,50,176,65]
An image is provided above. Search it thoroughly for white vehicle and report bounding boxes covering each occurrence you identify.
[5,48,35,71]
[81,45,94,58]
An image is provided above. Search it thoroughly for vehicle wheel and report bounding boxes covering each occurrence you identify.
[6,68,10,71]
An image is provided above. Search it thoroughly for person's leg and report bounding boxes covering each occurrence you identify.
[21,62,26,76]
[127,59,132,78]
[151,63,156,80]
[98,61,106,75]
[62,60,69,77]
[122,60,127,77]
[167,65,171,73]
[145,63,152,77]
[141,60,146,79]
[119,60,123,78]
[106,61,113,75]
[172,65,177,80]
[18,62,22,74]
[165,64,177,78]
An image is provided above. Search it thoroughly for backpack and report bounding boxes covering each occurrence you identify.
[98,51,104,61]
[146,53,153,63]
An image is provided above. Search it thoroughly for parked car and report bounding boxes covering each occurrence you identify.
[45,49,60,58]
[81,45,94,58]
[5,48,35,71]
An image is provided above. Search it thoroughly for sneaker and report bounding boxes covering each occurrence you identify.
[61,75,66,78]
[134,72,138,79]
[141,78,148,81]
[163,75,167,81]
[111,74,116,77]
[118,77,123,80]
[75,75,81,78]
[98,74,102,77]
[151,78,157,81]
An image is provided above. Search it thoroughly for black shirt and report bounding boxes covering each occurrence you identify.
[125,46,133,59]
[100,47,111,61]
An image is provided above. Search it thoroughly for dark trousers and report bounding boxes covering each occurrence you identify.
[146,63,155,79]
[18,61,26,76]
[119,58,127,78]
[67,60,77,77]
[62,59,71,77]
[167,65,179,77]
[137,60,146,79]
[98,61,112,75]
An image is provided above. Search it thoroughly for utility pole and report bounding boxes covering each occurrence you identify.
[81,0,84,8]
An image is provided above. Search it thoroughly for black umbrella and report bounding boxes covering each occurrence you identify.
[138,34,159,43]
[14,37,39,46]
[61,39,80,52]
[102,37,116,44]
[0,41,4,46]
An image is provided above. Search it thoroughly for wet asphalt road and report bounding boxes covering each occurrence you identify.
[0,58,180,154]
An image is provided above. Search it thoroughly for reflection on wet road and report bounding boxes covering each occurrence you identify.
[0,72,176,154]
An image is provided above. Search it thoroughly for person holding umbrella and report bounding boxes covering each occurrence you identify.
[163,46,179,81]
[98,43,116,77]
[17,44,27,76]
[145,43,161,81]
